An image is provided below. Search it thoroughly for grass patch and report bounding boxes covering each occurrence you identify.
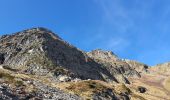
[15,80,24,87]
[59,80,114,99]
[115,84,131,94]
[0,71,15,82]
[0,71,24,87]
[131,94,146,100]
[164,77,170,91]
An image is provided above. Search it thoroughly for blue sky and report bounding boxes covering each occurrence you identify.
[0,0,170,65]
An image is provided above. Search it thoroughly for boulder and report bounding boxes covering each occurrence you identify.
[137,86,147,93]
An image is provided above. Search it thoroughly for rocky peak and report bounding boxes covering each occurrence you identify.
[0,28,149,84]
[1,27,170,100]
[150,62,170,75]
[0,27,116,83]
[87,49,142,84]
[87,49,119,62]
[123,59,149,73]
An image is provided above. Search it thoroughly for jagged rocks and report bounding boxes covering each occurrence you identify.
[124,60,149,73]
[0,27,154,100]
[87,49,119,62]
[0,27,149,84]
[0,27,115,83]
[0,81,82,100]
[92,88,119,100]
[87,49,143,84]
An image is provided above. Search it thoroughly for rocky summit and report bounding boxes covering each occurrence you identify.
[0,27,169,100]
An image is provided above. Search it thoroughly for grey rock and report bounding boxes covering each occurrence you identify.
[87,49,148,84]
[137,86,147,93]
[0,27,115,82]
[0,27,150,100]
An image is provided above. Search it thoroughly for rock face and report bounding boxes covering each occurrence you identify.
[124,60,149,73]
[0,27,116,83]
[1,27,163,100]
[0,82,82,100]
[87,49,148,83]
[150,62,170,75]
[0,28,149,84]
[87,49,119,62]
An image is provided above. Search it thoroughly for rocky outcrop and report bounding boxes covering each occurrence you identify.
[0,82,82,100]
[0,27,150,84]
[137,86,147,93]
[150,62,170,75]
[124,60,149,73]
[0,27,116,83]
[0,27,156,100]
[87,49,145,84]
[87,49,119,62]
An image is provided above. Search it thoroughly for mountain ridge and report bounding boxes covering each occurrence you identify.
[0,27,169,100]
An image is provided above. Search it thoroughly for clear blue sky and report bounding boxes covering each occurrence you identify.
[0,0,170,66]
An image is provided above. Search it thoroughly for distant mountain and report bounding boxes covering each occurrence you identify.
[0,27,169,100]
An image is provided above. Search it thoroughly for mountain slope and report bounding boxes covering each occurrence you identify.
[127,63,170,100]
[87,49,148,84]
[0,27,117,83]
[0,27,169,100]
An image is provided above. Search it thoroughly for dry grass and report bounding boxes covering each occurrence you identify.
[131,94,146,100]
[114,83,131,94]
[2,60,170,100]
[164,77,170,92]
[0,71,24,87]
[55,80,116,99]
[25,84,37,93]
[129,75,170,100]
[0,71,15,82]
